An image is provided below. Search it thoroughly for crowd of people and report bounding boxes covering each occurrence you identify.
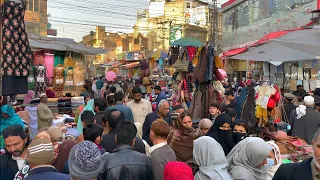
[1,79,320,180]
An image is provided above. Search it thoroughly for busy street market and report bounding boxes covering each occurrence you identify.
[2,0,320,179]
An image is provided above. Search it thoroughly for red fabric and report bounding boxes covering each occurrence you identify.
[223,47,247,57]
[186,46,197,61]
[253,31,289,45]
[267,99,276,109]
[164,162,194,180]
[221,0,236,8]
[46,89,56,98]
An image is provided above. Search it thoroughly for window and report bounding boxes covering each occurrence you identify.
[134,38,139,45]
[186,2,191,8]
[26,0,39,11]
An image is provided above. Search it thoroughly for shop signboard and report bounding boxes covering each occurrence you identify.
[186,6,207,27]
[169,25,182,45]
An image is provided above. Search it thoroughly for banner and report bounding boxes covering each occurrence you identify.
[169,26,182,45]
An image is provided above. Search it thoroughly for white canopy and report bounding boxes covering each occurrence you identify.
[230,41,318,65]
[272,28,320,57]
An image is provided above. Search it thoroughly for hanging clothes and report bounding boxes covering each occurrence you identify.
[34,51,45,66]
[44,54,54,84]
[64,56,74,68]
[54,53,65,67]
[186,46,197,61]
[34,65,47,97]
[1,1,32,95]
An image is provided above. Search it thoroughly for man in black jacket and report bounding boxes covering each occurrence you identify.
[94,97,107,126]
[100,109,145,154]
[99,121,153,180]
[273,127,320,180]
[0,125,29,180]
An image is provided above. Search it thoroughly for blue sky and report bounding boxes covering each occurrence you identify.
[47,0,228,42]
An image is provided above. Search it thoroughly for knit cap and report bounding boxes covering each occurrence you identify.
[68,141,109,179]
[26,138,54,165]
[47,126,63,142]
[65,128,80,139]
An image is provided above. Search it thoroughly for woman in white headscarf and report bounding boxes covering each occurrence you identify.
[227,137,272,180]
[193,136,232,180]
[266,141,282,180]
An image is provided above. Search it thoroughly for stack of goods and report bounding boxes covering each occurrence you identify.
[57,97,73,116]
[260,130,312,162]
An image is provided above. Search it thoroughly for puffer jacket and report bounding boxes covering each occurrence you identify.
[98,145,153,180]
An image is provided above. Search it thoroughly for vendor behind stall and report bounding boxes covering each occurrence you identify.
[37,93,54,131]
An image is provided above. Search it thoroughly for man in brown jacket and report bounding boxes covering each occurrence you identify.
[37,93,53,131]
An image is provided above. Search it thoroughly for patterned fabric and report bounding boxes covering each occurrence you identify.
[34,51,45,65]
[72,141,102,171]
[1,1,32,76]
[35,65,47,97]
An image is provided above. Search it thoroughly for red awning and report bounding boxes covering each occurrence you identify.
[253,31,289,45]
[223,47,247,57]
[121,62,140,69]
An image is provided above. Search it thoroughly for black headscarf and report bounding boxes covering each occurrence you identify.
[206,113,235,155]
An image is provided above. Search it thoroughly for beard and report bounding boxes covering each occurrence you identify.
[10,144,26,157]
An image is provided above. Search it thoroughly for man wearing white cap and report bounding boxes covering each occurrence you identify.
[292,96,320,144]
[37,93,54,131]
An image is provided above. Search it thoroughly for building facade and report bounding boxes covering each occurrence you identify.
[81,26,148,64]
[25,0,48,36]
[136,0,211,51]
[221,0,317,51]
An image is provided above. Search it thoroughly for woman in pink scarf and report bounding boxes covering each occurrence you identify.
[23,90,35,104]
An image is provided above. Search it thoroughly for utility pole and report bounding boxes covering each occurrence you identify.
[209,0,218,48]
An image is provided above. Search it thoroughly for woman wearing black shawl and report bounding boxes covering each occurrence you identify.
[206,113,235,155]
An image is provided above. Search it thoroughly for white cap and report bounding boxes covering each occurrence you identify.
[39,93,47,98]
[304,96,314,106]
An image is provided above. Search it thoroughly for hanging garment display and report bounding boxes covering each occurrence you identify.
[44,54,54,84]
[73,62,85,86]
[204,44,214,82]
[54,65,65,97]
[35,65,47,97]
[255,84,276,109]
[64,67,75,93]
[168,46,179,65]
[34,51,45,65]
[236,84,256,127]
[194,46,208,83]
[54,53,65,67]
[64,56,74,68]
[1,0,32,95]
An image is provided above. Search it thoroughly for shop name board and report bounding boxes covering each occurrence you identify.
[47,29,57,36]
[186,6,207,27]
[125,51,145,61]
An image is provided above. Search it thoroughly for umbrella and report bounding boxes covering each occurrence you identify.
[171,37,203,47]
[272,28,320,56]
[151,51,168,59]
[230,41,318,65]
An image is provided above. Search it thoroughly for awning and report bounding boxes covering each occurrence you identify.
[29,34,109,55]
[222,22,313,58]
[120,62,140,69]
[223,47,247,57]
[100,61,123,68]
[272,28,320,56]
[230,41,318,64]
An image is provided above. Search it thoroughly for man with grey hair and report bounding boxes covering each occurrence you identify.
[142,99,172,146]
[273,127,320,180]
